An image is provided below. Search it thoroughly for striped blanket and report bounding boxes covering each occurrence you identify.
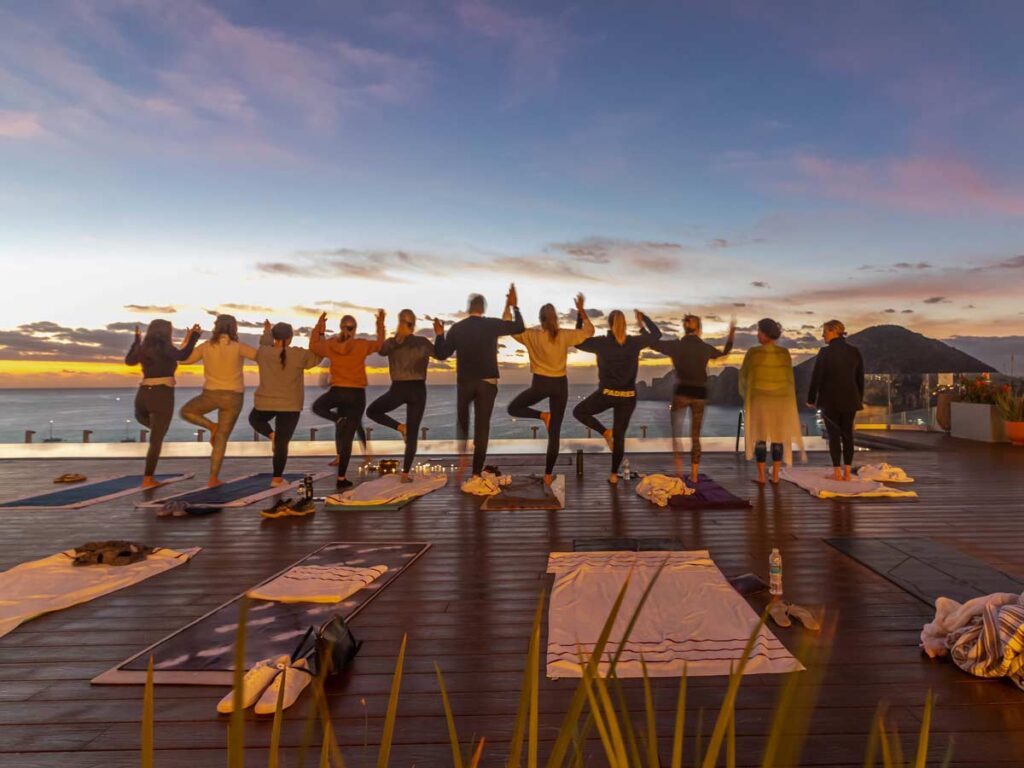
[921,592,1024,690]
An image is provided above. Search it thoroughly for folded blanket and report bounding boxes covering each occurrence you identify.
[921,591,1024,690]
[856,463,914,484]
[780,467,918,499]
[326,473,446,506]
[635,474,694,507]
[0,546,200,639]
[247,564,388,603]
[461,471,509,496]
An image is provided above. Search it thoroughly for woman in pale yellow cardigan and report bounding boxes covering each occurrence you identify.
[739,318,806,484]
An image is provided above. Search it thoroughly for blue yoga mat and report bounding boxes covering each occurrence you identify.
[0,475,183,509]
[147,473,306,508]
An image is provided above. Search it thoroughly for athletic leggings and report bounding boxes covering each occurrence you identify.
[366,381,427,473]
[508,374,569,475]
[822,409,856,467]
[456,378,498,476]
[248,409,301,477]
[671,394,707,463]
[134,384,174,477]
[312,387,366,478]
[180,389,244,479]
[754,441,784,463]
[573,390,636,474]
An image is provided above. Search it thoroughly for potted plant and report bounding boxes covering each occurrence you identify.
[994,385,1024,446]
[950,374,1007,442]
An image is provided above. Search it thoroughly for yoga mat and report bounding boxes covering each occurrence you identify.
[481,475,564,510]
[0,474,192,510]
[136,471,331,509]
[574,537,687,552]
[826,537,1024,606]
[93,541,429,685]
[668,474,752,510]
[781,467,917,500]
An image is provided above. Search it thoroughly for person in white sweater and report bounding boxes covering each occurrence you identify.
[180,315,257,486]
[507,293,594,483]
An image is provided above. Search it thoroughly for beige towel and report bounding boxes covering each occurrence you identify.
[247,564,388,603]
[635,473,694,507]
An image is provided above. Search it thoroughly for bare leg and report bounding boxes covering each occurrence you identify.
[690,462,699,484]
[833,466,842,481]
[756,462,767,484]
[843,464,852,481]
[771,461,781,484]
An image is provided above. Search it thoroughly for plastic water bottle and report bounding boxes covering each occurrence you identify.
[769,548,783,597]
[621,458,631,479]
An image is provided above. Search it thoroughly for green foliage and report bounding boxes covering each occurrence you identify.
[993,386,1024,421]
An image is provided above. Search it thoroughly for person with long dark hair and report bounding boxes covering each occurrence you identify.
[573,309,661,484]
[125,319,200,487]
[248,321,323,486]
[310,309,386,489]
[806,319,864,481]
[652,314,736,482]
[433,284,524,480]
[180,314,258,487]
[366,309,434,482]
[739,318,805,484]
[507,293,594,484]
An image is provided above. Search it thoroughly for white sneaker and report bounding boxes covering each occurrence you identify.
[254,657,313,715]
[216,654,289,714]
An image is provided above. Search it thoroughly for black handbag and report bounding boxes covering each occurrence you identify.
[291,615,362,677]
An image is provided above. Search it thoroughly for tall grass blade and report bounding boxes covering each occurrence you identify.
[268,667,287,768]
[228,599,249,768]
[609,671,643,767]
[700,612,767,768]
[528,592,542,768]
[939,738,955,768]
[469,737,486,768]
[434,663,464,768]
[377,633,407,768]
[913,691,933,768]
[863,703,888,768]
[670,666,687,768]
[509,590,544,768]
[141,655,154,768]
[580,657,621,766]
[592,670,631,766]
[727,697,736,768]
[640,656,660,768]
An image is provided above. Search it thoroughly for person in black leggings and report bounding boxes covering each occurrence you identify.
[367,309,435,481]
[248,321,322,484]
[806,319,864,481]
[433,285,524,479]
[573,310,661,483]
[507,293,594,483]
[124,319,200,487]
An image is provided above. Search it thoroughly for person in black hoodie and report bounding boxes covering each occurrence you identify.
[652,314,735,482]
[573,310,661,483]
[433,284,524,479]
[125,319,201,487]
[806,319,864,481]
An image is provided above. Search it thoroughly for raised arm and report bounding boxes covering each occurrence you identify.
[576,293,594,337]
[370,309,386,353]
[433,317,453,360]
[259,320,273,347]
[125,326,141,366]
[173,325,202,361]
[308,313,329,357]
[498,306,525,336]
[636,311,662,341]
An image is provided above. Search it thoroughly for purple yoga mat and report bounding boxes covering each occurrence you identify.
[667,475,752,510]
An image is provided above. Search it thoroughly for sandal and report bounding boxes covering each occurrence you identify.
[784,602,821,631]
[767,600,791,628]
[54,473,87,484]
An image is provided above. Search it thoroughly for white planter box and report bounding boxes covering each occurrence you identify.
[950,401,1007,442]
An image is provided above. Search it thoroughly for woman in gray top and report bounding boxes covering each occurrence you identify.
[248,321,323,485]
[367,308,435,481]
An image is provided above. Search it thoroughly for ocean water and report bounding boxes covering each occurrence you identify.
[0,386,820,444]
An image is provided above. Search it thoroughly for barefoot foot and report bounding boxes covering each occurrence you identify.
[208,423,218,447]
[607,473,618,485]
[399,472,412,484]
[543,473,554,486]
[141,476,161,489]
[270,477,284,487]
[397,423,407,442]
[602,429,614,450]
[540,412,551,431]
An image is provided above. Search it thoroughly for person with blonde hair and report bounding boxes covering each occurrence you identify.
[573,309,661,483]
[367,308,435,481]
[652,314,736,482]
[507,293,594,484]
[739,318,805,484]
[181,314,258,487]
[806,319,864,481]
[125,319,201,487]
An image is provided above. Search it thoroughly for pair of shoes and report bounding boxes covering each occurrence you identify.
[767,600,821,631]
[216,656,313,715]
[156,500,189,518]
[261,498,316,519]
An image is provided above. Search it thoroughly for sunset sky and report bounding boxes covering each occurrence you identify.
[2,0,1023,387]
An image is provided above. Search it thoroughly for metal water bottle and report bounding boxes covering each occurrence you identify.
[576,449,584,478]
[303,474,314,501]
[621,458,631,479]
[769,548,783,597]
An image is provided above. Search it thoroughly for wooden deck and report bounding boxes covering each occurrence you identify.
[1,445,1022,767]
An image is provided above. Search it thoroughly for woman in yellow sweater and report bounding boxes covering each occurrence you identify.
[507,293,594,484]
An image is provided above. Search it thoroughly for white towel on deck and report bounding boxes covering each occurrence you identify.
[326,473,447,506]
[635,474,694,507]
[0,547,200,639]
[780,467,918,499]
[546,550,803,678]
[247,564,388,603]
[461,471,507,496]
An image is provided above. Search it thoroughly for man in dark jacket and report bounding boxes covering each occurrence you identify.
[806,320,864,480]
[434,284,524,480]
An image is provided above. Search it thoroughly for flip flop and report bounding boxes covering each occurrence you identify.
[784,602,821,632]
[767,600,791,628]
[53,473,87,484]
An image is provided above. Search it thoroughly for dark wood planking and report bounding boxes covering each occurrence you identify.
[0,446,1022,767]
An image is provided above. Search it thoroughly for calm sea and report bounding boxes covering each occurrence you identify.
[0,386,820,444]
